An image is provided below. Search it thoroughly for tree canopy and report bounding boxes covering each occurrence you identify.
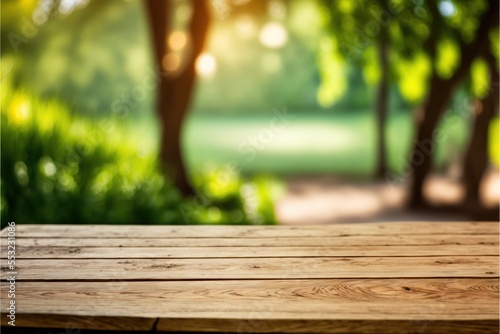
[320,0,498,104]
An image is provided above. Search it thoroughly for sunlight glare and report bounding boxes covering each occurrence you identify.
[259,22,288,49]
[168,31,187,50]
[196,53,217,78]
[10,96,30,124]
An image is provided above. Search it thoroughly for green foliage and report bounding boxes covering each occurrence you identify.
[394,52,431,103]
[436,39,460,79]
[2,0,399,116]
[320,0,495,104]
[1,83,181,226]
[1,82,278,226]
[0,0,38,55]
[489,29,499,60]
[181,167,281,225]
[316,37,347,107]
[489,117,499,167]
[470,58,490,99]
[2,0,154,117]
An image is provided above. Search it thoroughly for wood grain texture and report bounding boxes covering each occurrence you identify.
[1,256,498,281]
[2,222,497,238]
[0,222,498,333]
[1,279,497,332]
[3,244,497,259]
[2,279,496,309]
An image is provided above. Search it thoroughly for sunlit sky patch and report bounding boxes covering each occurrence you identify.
[438,0,456,17]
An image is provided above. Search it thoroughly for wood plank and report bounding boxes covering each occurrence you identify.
[2,256,497,280]
[1,279,497,332]
[6,234,498,247]
[1,222,497,333]
[3,244,497,259]
[1,279,496,315]
[2,222,497,238]
[3,278,495,305]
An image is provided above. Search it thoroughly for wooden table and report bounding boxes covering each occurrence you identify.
[1,222,498,333]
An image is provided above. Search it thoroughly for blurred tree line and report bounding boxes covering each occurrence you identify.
[2,0,411,196]
[321,0,498,216]
[2,0,498,219]
[1,0,411,116]
[1,0,280,226]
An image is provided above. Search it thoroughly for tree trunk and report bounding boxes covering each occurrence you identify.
[408,75,457,207]
[375,29,389,178]
[463,52,499,208]
[145,0,210,196]
[408,0,498,207]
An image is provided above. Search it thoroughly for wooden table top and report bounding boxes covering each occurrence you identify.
[1,222,498,333]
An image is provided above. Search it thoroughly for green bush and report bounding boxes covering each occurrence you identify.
[1,82,278,226]
[182,166,281,225]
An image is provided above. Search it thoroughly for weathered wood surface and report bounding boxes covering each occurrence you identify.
[1,222,498,333]
[2,222,497,238]
[1,256,498,280]
[2,244,498,258]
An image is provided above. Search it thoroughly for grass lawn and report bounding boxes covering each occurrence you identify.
[182,110,472,176]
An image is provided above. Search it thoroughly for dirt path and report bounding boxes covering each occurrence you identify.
[276,169,499,225]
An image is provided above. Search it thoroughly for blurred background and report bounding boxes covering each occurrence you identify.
[1,0,498,227]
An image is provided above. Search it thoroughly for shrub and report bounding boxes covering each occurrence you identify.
[1,82,278,226]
